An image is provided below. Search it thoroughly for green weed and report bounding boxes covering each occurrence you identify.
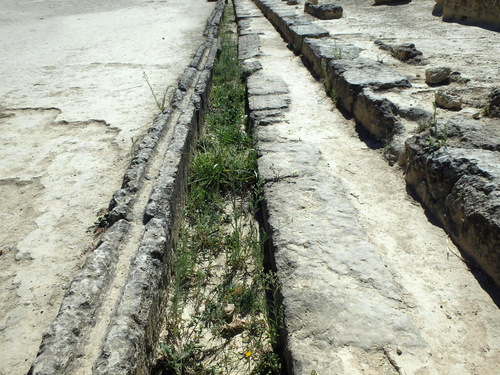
[143,71,171,111]
[154,6,282,374]
[426,103,448,148]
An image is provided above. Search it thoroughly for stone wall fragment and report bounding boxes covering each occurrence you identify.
[425,66,452,85]
[304,2,343,19]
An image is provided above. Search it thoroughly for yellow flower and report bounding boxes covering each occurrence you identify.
[245,351,252,358]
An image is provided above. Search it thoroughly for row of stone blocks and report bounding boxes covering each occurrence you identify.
[27,1,226,374]
[251,0,500,287]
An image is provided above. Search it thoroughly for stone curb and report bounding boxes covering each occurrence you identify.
[249,0,500,286]
[28,1,225,374]
[405,117,500,286]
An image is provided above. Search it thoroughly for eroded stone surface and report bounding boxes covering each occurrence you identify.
[425,66,451,85]
[435,89,462,110]
[239,33,261,60]
[405,117,500,286]
[436,0,500,30]
[249,93,291,111]
[327,58,411,112]
[304,2,343,20]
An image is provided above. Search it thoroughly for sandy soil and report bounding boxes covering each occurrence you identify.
[0,1,215,374]
[247,1,500,373]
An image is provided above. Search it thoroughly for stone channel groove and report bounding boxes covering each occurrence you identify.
[27,1,225,374]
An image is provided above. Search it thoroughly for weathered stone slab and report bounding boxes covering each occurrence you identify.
[247,71,289,96]
[353,88,400,140]
[405,117,500,287]
[238,18,256,35]
[250,109,285,126]
[289,23,329,39]
[304,2,343,20]
[256,134,430,374]
[326,58,411,112]
[238,33,261,60]
[234,0,263,19]
[242,59,263,76]
[302,37,360,77]
[249,94,291,111]
[435,0,500,30]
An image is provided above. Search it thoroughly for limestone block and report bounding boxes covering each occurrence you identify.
[425,66,452,84]
[326,58,411,112]
[238,33,261,60]
[304,2,343,19]
[435,89,462,110]
[405,116,500,287]
[435,0,500,30]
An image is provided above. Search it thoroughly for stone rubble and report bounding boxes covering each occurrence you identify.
[425,66,452,85]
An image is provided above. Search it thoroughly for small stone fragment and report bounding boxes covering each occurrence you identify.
[435,90,462,110]
[449,71,469,83]
[374,40,424,64]
[222,319,246,336]
[224,303,235,318]
[304,2,343,19]
[394,43,423,62]
[287,0,298,5]
[425,67,451,85]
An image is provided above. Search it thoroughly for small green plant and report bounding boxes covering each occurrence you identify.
[86,212,109,235]
[327,87,338,105]
[320,59,337,107]
[130,136,140,158]
[383,138,394,155]
[143,71,171,111]
[426,103,448,148]
[482,104,491,116]
[332,41,343,60]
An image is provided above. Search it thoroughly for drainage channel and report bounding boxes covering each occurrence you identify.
[149,2,288,374]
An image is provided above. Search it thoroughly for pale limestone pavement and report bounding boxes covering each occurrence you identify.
[0,0,218,374]
[235,0,500,374]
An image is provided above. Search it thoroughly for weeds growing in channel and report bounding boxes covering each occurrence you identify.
[153,7,283,375]
[417,103,448,148]
[320,59,337,106]
[143,71,171,111]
